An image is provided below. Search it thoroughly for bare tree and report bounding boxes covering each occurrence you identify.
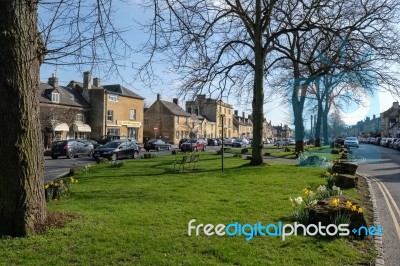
[0,0,131,236]
[139,0,333,165]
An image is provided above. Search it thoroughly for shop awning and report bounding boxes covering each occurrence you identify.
[73,123,91,132]
[53,123,69,132]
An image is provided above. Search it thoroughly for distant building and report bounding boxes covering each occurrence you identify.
[272,124,292,139]
[186,95,234,138]
[233,110,253,138]
[380,102,400,137]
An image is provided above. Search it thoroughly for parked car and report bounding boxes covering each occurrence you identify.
[207,138,218,146]
[180,138,206,152]
[92,140,140,161]
[232,138,250,148]
[380,138,388,147]
[287,138,296,145]
[51,139,94,159]
[275,138,288,147]
[375,137,382,145]
[224,138,234,146]
[334,138,345,147]
[82,139,100,149]
[344,137,359,148]
[389,138,398,149]
[178,138,189,149]
[144,139,172,152]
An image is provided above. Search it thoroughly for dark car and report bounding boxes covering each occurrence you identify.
[231,138,250,148]
[92,140,140,161]
[51,139,94,159]
[178,138,189,149]
[144,139,172,152]
[207,138,218,146]
[180,139,206,152]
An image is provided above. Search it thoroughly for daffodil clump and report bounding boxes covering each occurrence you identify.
[44,176,79,201]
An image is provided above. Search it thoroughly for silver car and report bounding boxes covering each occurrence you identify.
[344,137,359,148]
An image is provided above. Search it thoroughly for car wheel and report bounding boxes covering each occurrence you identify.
[132,151,139,159]
[168,145,171,151]
[67,151,75,159]
[51,155,58,159]
[156,146,160,151]
[110,153,118,161]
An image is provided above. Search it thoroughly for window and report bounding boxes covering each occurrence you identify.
[130,109,136,120]
[176,131,179,139]
[175,116,179,124]
[228,109,231,115]
[51,91,60,103]
[107,128,119,136]
[144,118,149,124]
[186,117,189,124]
[107,110,113,121]
[75,113,84,122]
[108,94,119,102]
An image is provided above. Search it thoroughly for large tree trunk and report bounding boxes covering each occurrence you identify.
[0,0,46,236]
[250,0,264,166]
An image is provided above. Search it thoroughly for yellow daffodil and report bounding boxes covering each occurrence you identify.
[303,188,310,196]
[358,207,363,213]
[331,198,340,207]
[346,201,352,208]
[75,179,79,183]
[44,184,49,189]
[351,205,357,212]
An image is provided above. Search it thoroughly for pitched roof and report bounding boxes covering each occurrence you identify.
[68,81,144,100]
[103,84,144,99]
[39,83,90,108]
[160,100,191,117]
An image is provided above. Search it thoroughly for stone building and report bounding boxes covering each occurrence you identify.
[40,72,145,148]
[40,75,91,148]
[69,72,145,142]
[380,102,400,137]
[143,95,192,144]
[185,95,234,138]
[233,111,253,138]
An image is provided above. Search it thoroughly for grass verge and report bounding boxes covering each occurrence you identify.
[0,154,375,265]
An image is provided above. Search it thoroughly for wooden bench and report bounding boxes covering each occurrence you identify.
[173,154,200,172]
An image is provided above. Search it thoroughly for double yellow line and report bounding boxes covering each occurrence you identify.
[368,175,400,240]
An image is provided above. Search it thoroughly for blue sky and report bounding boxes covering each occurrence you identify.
[39,1,398,128]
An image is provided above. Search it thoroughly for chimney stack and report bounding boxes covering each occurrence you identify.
[157,93,161,101]
[93,77,100,87]
[83,71,92,89]
[234,110,238,116]
[242,112,245,118]
[173,98,178,105]
[48,74,58,88]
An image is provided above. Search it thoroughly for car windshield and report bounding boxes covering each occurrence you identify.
[346,137,357,141]
[102,142,121,148]
[189,139,197,143]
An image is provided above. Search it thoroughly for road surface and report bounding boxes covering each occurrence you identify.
[354,144,400,265]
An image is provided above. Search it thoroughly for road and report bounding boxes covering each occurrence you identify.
[44,145,224,181]
[354,144,400,265]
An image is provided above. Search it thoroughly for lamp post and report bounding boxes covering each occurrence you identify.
[220,114,225,172]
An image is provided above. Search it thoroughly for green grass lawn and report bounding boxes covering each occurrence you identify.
[0,154,375,265]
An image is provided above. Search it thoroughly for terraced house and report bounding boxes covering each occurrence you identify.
[186,95,234,138]
[40,72,145,148]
